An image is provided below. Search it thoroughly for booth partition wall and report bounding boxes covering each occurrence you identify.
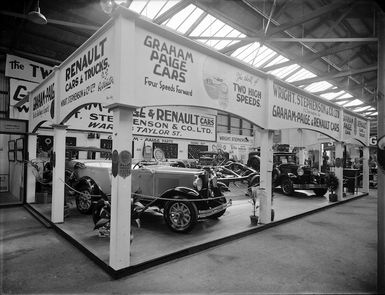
[0,119,28,206]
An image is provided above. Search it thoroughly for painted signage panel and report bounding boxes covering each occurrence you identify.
[0,119,27,133]
[9,79,38,120]
[269,81,341,140]
[29,75,57,132]
[133,27,266,127]
[342,111,369,145]
[5,54,53,83]
[59,29,114,123]
[66,104,217,141]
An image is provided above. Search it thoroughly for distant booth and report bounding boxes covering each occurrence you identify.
[23,7,370,275]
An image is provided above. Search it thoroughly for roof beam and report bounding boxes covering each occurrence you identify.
[263,42,367,72]
[265,1,352,38]
[291,65,377,86]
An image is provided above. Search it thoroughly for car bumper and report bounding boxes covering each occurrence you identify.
[293,183,328,190]
[198,199,232,219]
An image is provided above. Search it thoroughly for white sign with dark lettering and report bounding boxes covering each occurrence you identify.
[9,79,38,120]
[342,112,369,145]
[67,104,216,141]
[133,28,266,127]
[5,54,53,83]
[59,29,114,123]
[269,81,341,140]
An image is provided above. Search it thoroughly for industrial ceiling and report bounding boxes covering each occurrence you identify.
[1,0,383,135]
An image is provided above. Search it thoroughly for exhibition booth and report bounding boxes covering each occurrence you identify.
[7,7,370,276]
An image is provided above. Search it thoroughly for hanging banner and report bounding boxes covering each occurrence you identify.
[59,28,114,123]
[131,24,267,127]
[9,79,38,120]
[269,80,341,140]
[66,104,217,141]
[5,54,53,83]
[342,111,369,145]
[29,74,57,132]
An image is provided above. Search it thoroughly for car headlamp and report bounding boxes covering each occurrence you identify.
[297,167,304,176]
[193,176,203,191]
[311,168,319,176]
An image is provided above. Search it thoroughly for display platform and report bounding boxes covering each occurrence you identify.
[27,182,368,276]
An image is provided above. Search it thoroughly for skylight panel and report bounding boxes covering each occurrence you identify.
[336,93,353,99]
[174,6,204,34]
[285,68,316,83]
[253,47,276,67]
[190,14,216,36]
[336,100,349,106]
[214,31,244,50]
[156,0,180,18]
[128,0,149,14]
[344,99,363,107]
[305,81,333,93]
[141,0,171,19]
[353,106,371,112]
[232,42,260,60]
[264,55,289,67]
[269,64,300,79]
[164,4,196,30]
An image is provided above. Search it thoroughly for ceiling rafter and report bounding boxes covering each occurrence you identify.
[263,42,367,72]
[264,1,352,38]
[291,65,377,86]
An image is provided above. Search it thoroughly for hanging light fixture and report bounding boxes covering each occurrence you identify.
[27,0,47,25]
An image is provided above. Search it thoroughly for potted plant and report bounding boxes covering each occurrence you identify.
[328,172,339,202]
[248,187,259,224]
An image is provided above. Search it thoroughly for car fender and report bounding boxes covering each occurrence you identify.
[161,187,200,199]
[75,176,105,197]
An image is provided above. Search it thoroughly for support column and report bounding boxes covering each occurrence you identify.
[51,124,67,223]
[26,133,37,203]
[362,146,369,193]
[109,105,134,270]
[259,129,273,223]
[377,8,385,292]
[334,141,344,201]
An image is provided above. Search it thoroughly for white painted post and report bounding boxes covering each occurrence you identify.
[334,141,344,201]
[109,106,134,270]
[259,129,273,223]
[51,124,67,223]
[362,146,370,193]
[26,133,37,203]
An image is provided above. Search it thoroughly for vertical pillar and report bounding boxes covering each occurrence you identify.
[51,124,67,223]
[377,8,385,292]
[26,133,37,203]
[318,143,323,170]
[259,129,273,223]
[109,105,134,270]
[334,142,344,201]
[362,146,369,193]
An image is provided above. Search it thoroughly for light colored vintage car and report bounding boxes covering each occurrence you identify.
[66,160,231,233]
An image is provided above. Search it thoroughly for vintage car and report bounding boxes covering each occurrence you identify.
[65,160,231,233]
[247,151,329,196]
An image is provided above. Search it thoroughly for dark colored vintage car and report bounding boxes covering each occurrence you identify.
[65,160,231,233]
[247,151,329,196]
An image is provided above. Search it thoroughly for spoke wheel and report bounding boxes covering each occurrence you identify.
[76,187,93,214]
[281,179,294,196]
[164,200,197,233]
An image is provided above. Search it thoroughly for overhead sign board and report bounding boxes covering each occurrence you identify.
[5,54,53,83]
[9,79,38,120]
[59,28,114,123]
[342,111,369,145]
[132,25,267,127]
[268,80,341,140]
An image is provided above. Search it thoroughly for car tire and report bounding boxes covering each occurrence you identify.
[313,188,328,196]
[76,185,93,214]
[281,178,294,196]
[248,175,260,187]
[164,199,198,233]
[249,158,260,172]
